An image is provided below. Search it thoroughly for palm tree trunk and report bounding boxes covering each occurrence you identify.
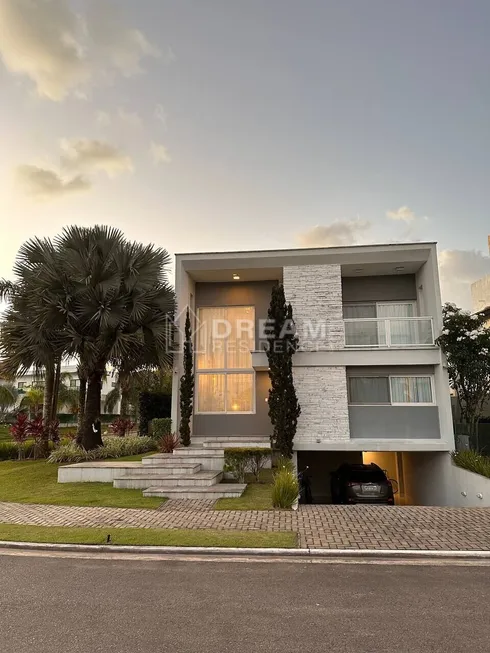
[80,370,104,450]
[42,363,55,422]
[76,366,87,445]
[40,362,56,458]
[120,392,129,418]
[50,360,61,422]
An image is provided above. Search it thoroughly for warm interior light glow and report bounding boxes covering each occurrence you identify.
[232,273,240,280]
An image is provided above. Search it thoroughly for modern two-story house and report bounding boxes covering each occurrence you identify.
[171,242,455,504]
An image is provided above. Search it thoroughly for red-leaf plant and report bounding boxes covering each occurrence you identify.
[9,413,29,460]
[109,417,136,437]
[27,415,45,443]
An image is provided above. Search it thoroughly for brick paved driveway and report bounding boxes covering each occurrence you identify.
[1,501,490,550]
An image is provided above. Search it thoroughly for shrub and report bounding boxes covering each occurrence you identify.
[0,442,48,461]
[48,435,157,464]
[271,468,299,509]
[273,455,294,473]
[248,449,271,482]
[452,449,490,479]
[109,417,136,437]
[151,418,172,439]
[57,413,78,424]
[224,448,271,483]
[158,432,180,453]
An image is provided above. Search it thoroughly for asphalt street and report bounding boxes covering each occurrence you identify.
[1,552,489,653]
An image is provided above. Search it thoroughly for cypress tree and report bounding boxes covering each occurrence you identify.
[266,284,301,458]
[179,308,194,446]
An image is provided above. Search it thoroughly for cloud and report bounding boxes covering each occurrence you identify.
[16,137,132,200]
[386,206,417,222]
[16,165,91,200]
[438,249,490,310]
[0,0,89,101]
[0,0,160,101]
[296,219,372,247]
[95,108,142,129]
[85,1,160,77]
[150,142,171,165]
[61,139,133,177]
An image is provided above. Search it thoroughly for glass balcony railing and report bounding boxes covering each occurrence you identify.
[344,317,434,348]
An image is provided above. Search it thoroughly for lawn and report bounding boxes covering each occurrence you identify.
[0,460,163,509]
[216,469,274,510]
[0,425,12,443]
[0,523,296,548]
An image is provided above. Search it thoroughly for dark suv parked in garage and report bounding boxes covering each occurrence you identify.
[331,463,396,505]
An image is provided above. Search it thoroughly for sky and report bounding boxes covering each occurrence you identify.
[1,0,490,307]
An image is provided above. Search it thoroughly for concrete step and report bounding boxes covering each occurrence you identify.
[176,447,225,456]
[143,453,224,471]
[192,435,270,445]
[143,483,247,500]
[113,471,222,490]
[126,462,201,475]
[201,441,271,449]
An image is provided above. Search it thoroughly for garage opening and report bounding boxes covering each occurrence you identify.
[297,451,408,504]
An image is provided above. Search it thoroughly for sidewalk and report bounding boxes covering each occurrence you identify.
[1,501,490,550]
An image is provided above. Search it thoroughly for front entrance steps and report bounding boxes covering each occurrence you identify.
[58,437,271,499]
[113,470,223,489]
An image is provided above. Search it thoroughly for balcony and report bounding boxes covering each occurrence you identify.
[344,317,434,348]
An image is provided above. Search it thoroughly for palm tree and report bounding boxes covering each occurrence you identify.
[0,244,64,427]
[104,367,172,417]
[0,382,18,420]
[1,226,175,450]
[50,226,174,448]
[19,386,44,418]
[57,376,80,415]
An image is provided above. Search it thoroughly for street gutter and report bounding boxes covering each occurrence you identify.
[0,540,490,559]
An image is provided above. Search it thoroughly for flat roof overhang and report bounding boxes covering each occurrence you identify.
[177,242,436,283]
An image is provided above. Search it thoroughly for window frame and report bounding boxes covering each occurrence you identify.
[195,305,256,415]
[195,371,256,415]
[348,374,435,407]
[343,301,418,318]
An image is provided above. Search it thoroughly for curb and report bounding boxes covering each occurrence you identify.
[1,540,490,559]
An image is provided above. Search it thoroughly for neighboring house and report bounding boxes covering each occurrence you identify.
[14,364,120,415]
[172,242,455,504]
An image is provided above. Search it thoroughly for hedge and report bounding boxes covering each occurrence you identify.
[151,418,172,439]
[224,447,271,483]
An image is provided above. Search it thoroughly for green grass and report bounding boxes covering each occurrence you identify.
[0,523,296,548]
[0,460,163,509]
[216,469,274,510]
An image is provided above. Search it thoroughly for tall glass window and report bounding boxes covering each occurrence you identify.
[196,306,255,413]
